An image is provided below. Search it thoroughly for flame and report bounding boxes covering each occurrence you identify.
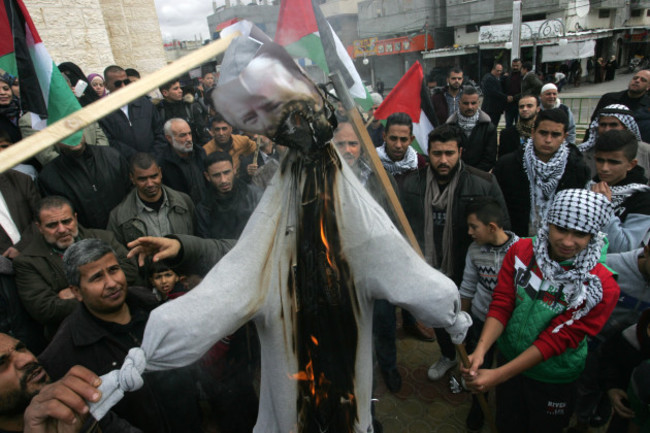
[289,336,330,406]
[320,217,335,268]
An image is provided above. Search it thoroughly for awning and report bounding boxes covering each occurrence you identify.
[422,46,478,59]
[477,28,611,50]
[542,40,595,62]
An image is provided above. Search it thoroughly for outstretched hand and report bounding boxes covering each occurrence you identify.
[127,237,182,267]
[23,365,102,433]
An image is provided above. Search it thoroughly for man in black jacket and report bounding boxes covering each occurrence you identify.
[159,118,208,204]
[446,86,497,171]
[481,63,511,126]
[493,108,590,237]
[503,58,523,128]
[432,68,464,125]
[400,124,508,382]
[14,196,139,340]
[498,93,540,157]
[0,332,140,433]
[157,79,211,145]
[99,65,167,159]
[590,70,650,142]
[38,142,131,230]
[197,152,262,239]
[39,239,202,433]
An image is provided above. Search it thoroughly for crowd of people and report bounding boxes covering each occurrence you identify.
[1,55,650,433]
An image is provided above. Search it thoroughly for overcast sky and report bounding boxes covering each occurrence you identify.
[154,0,256,42]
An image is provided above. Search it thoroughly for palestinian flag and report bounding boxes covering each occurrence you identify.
[275,0,372,110]
[0,0,82,146]
[373,61,436,154]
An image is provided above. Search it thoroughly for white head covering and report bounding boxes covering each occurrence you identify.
[541,83,558,94]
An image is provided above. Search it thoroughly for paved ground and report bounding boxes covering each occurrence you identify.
[373,323,474,433]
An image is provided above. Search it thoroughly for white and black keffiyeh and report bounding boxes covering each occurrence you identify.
[578,104,642,153]
[457,110,480,137]
[377,143,418,176]
[523,138,570,234]
[534,189,613,332]
[586,180,650,214]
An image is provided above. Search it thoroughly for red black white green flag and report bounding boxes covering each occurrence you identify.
[275,0,372,110]
[373,61,436,154]
[0,0,82,145]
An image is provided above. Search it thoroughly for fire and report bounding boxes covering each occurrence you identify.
[320,217,335,269]
[289,337,330,406]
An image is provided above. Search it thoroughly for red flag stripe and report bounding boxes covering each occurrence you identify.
[373,61,424,123]
[274,0,319,46]
[0,0,13,58]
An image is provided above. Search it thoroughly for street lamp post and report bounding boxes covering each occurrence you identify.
[520,18,567,72]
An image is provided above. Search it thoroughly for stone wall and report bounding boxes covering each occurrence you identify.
[24,0,166,76]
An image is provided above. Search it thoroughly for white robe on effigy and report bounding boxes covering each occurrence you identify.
[90,148,470,433]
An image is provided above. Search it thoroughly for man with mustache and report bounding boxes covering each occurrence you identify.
[400,124,508,382]
[38,239,202,433]
[0,332,139,433]
[107,152,195,247]
[13,197,138,340]
[333,122,404,393]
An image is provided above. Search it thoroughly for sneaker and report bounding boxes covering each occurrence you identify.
[427,356,458,381]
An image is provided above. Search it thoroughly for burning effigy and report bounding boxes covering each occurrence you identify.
[89,28,471,433]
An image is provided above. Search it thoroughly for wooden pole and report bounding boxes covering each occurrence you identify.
[329,72,498,433]
[329,72,422,255]
[0,32,239,174]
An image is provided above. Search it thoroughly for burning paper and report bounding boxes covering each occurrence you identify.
[90,28,471,433]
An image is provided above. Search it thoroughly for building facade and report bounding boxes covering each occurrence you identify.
[24,0,166,75]
[426,0,650,81]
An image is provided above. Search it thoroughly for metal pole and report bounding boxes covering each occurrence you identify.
[533,36,537,72]
[511,1,522,60]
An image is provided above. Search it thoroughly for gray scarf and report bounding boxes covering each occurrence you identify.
[377,143,418,176]
[523,138,569,235]
[424,162,463,277]
[457,111,480,137]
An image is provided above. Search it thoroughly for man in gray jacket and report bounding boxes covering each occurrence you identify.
[107,153,195,246]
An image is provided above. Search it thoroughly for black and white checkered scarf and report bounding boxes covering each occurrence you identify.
[377,143,418,176]
[523,138,570,234]
[534,189,613,332]
[586,180,650,214]
[578,104,642,153]
[457,110,480,137]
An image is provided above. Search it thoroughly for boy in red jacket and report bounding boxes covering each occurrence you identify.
[461,188,620,433]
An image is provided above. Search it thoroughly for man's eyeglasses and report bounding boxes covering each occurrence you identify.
[113,79,130,88]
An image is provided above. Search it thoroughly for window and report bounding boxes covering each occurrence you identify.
[599,9,611,18]
[646,8,650,16]
[523,13,546,21]
[466,21,489,33]
[631,9,642,17]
